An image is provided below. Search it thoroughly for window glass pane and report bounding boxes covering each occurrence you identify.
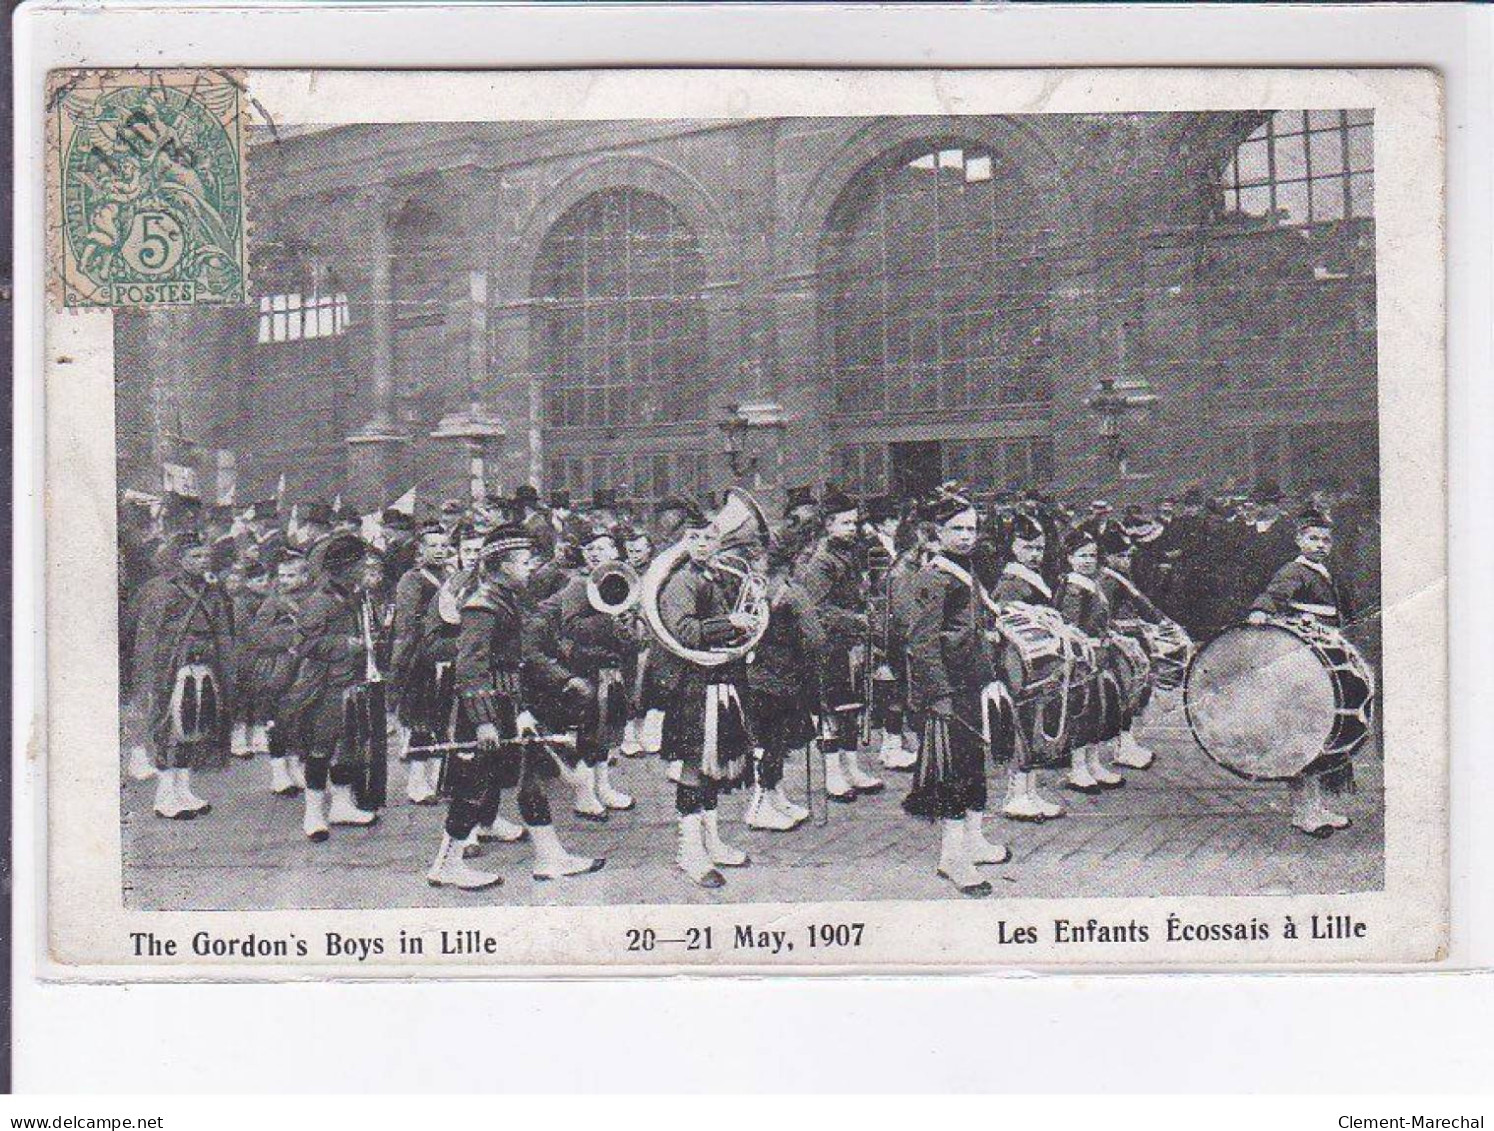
[1233,139,1270,185]
[1275,181,1310,225]
[1309,129,1345,177]
[1237,185,1273,218]
[1311,177,1346,223]
[1030,439,1055,486]
[535,188,706,429]
[821,141,1039,413]
[1224,109,1374,230]
[257,314,270,344]
[1272,133,1308,181]
[1272,110,1309,137]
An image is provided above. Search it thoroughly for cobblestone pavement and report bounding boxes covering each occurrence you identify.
[123,692,1384,910]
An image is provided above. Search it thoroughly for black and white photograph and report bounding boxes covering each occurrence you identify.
[112,104,1386,909]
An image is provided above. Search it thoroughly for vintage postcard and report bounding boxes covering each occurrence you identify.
[37,67,1446,976]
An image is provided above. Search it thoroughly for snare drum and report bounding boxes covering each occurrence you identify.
[992,602,1082,764]
[1183,618,1375,781]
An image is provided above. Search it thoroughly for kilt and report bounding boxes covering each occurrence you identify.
[444,706,561,793]
[660,675,750,789]
[150,659,229,771]
[903,694,988,821]
[241,651,296,724]
[397,658,456,736]
[1072,667,1125,749]
[572,667,628,766]
[747,686,816,757]
[292,685,369,766]
[820,645,863,713]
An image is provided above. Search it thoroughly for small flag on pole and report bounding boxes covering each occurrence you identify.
[389,487,416,515]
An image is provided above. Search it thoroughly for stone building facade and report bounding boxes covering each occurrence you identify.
[114,112,1378,512]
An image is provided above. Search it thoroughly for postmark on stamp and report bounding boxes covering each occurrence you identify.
[47,69,248,308]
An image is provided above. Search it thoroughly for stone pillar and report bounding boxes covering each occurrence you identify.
[346,186,410,510]
[1047,262,1107,502]
[700,281,742,495]
[486,294,534,495]
[770,278,824,503]
[431,270,506,501]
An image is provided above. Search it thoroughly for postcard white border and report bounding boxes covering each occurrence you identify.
[11,0,1492,1091]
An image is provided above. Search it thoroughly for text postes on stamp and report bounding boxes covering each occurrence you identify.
[48,69,247,309]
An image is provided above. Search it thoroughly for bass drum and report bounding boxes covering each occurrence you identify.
[1183,619,1375,781]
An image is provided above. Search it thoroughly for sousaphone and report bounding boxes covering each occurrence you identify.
[639,487,771,668]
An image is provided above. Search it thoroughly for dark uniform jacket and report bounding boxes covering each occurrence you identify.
[798,539,867,709]
[390,565,442,693]
[992,561,1054,608]
[131,570,237,719]
[1239,519,1300,613]
[1251,556,1354,629]
[657,559,745,663]
[454,577,575,732]
[1056,571,1110,640]
[884,550,924,677]
[747,576,825,702]
[244,591,302,704]
[1152,512,1208,630]
[906,553,996,712]
[282,579,364,723]
[543,573,636,678]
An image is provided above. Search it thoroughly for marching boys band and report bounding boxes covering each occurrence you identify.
[118,474,1374,898]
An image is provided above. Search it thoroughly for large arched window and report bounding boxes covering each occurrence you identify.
[534,189,708,429]
[1221,110,1373,226]
[822,141,1052,415]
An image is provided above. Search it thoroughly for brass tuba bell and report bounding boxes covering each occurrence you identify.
[637,487,772,667]
[586,560,641,616]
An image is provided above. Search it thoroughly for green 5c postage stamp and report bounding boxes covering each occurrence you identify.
[47,69,248,308]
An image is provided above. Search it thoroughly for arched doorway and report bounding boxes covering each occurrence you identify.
[819,138,1056,499]
[532,187,712,505]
